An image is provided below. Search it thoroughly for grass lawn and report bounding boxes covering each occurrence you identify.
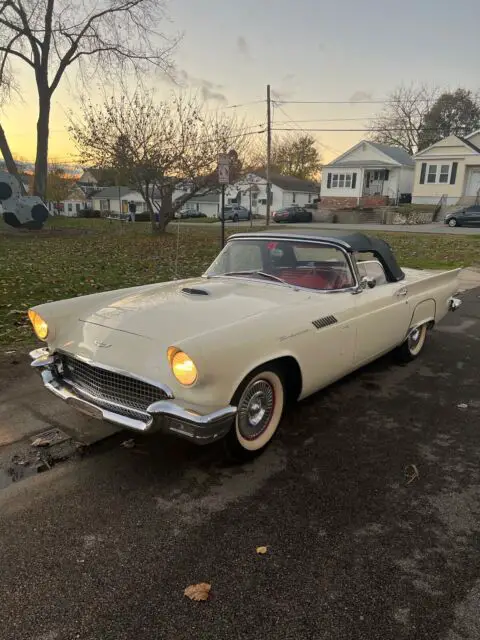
[1,216,479,347]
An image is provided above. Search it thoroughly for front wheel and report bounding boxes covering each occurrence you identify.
[224,367,285,462]
[394,324,428,363]
[448,218,458,227]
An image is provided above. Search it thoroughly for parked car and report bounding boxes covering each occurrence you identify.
[176,209,207,219]
[218,204,251,222]
[273,206,313,223]
[28,231,461,462]
[444,206,480,227]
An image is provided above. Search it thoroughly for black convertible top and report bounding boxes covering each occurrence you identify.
[230,230,405,283]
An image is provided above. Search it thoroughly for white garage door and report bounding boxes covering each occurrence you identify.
[466,170,480,196]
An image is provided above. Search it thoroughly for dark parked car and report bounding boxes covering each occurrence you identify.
[218,205,251,222]
[444,206,480,227]
[272,206,313,223]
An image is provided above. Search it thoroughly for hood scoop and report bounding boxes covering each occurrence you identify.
[181,287,210,296]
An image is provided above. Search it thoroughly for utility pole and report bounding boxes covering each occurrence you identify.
[266,84,272,226]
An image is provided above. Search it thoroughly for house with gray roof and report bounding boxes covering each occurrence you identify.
[225,170,319,217]
[320,140,414,209]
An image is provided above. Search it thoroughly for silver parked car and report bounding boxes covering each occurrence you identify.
[218,205,251,222]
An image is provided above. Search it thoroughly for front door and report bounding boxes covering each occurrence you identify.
[354,282,412,365]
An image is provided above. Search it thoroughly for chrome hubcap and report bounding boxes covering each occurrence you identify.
[238,380,274,440]
[408,327,423,352]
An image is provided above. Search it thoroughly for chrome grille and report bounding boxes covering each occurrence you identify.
[59,354,167,418]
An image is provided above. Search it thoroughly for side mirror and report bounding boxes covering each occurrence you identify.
[361,276,377,290]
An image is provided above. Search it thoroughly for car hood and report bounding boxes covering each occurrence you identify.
[75,277,298,344]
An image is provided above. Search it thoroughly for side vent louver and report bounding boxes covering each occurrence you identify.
[312,315,338,330]
[181,287,209,296]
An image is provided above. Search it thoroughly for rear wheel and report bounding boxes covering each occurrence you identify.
[232,214,239,222]
[224,367,285,462]
[448,217,458,227]
[394,324,428,362]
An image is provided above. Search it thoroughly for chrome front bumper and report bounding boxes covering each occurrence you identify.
[29,349,236,445]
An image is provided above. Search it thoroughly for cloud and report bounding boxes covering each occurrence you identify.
[237,36,249,57]
[282,73,295,83]
[349,90,373,102]
[166,68,227,103]
[318,42,326,52]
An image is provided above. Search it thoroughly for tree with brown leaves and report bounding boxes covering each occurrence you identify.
[69,89,250,232]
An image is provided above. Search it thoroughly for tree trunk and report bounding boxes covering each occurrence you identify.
[33,89,51,199]
[158,187,173,233]
[0,123,26,194]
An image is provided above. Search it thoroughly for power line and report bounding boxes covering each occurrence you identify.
[272,102,342,155]
[276,99,435,105]
[272,127,468,133]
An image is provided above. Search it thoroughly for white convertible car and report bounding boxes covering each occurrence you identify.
[28,231,461,460]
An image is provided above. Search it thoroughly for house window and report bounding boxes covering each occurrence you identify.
[426,164,450,184]
[339,174,345,188]
[332,174,339,188]
[76,203,81,213]
[292,193,296,203]
[345,174,352,188]
[308,193,312,203]
[67,203,73,212]
[427,165,438,183]
[439,165,450,183]
[330,172,354,189]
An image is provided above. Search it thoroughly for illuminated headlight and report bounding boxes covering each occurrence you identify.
[167,347,198,386]
[28,309,49,341]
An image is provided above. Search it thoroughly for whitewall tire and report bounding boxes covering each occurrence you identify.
[395,324,428,362]
[225,368,285,461]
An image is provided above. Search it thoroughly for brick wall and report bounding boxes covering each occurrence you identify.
[359,195,389,208]
[319,196,357,210]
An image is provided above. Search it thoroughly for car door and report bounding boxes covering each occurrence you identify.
[353,278,412,365]
[469,206,480,224]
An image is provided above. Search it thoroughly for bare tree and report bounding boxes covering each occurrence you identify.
[367,84,440,155]
[69,89,250,232]
[0,0,177,199]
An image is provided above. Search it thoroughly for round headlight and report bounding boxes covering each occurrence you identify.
[28,309,49,341]
[168,347,198,386]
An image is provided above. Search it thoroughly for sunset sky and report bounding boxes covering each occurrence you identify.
[2,0,480,165]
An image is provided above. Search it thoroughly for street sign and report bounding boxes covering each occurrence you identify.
[218,153,230,184]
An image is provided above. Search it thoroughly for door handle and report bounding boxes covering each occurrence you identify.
[396,287,408,297]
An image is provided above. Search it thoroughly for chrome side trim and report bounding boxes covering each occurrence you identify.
[148,399,237,426]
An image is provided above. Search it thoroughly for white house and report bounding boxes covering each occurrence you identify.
[225,170,319,216]
[320,141,414,210]
[412,131,480,206]
[91,186,149,214]
[184,192,220,217]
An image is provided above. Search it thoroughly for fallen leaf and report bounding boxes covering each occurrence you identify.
[121,439,135,449]
[457,403,468,410]
[184,583,211,601]
[31,437,50,448]
[405,464,419,485]
[256,546,268,555]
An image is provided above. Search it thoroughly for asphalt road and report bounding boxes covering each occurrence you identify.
[1,290,480,640]
[179,220,480,235]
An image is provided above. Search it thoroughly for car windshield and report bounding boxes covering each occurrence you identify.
[205,238,355,291]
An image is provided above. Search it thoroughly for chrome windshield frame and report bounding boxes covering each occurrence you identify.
[203,235,361,295]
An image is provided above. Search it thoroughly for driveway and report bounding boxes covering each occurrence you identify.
[178,220,480,235]
[1,290,480,639]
